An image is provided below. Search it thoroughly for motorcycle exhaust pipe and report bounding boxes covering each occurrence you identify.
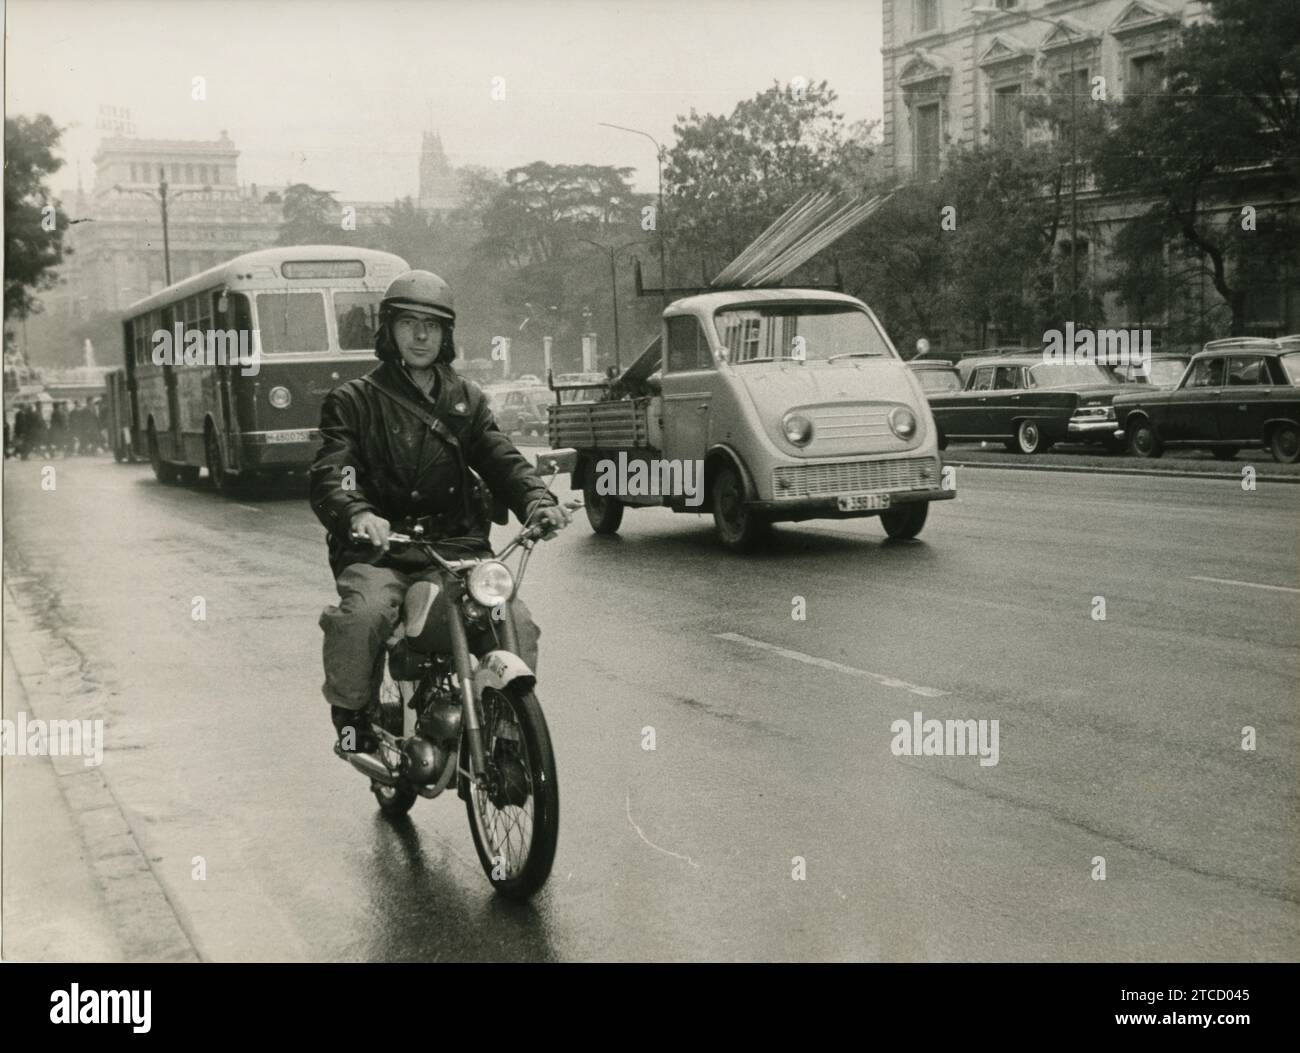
[334,744,400,786]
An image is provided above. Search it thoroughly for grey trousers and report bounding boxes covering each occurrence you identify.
[320,562,540,711]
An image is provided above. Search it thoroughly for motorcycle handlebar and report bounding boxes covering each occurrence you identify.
[351,499,584,557]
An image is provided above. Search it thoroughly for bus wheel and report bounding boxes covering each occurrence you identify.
[205,427,241,496]
[148,427,179,485]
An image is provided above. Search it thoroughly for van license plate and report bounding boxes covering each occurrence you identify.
[266,429,312,444]
[838,493,891,511]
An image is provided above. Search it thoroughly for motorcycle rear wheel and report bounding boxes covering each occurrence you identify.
[465,686,559,899]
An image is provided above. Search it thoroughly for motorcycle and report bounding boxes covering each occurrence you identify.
[335,458,580,900]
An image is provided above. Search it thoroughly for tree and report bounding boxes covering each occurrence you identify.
[276,183,352,246]
[1088,0,1300,335]
[663,81,877,282]
[5,115,70,321]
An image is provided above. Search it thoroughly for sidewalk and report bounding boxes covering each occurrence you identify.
[1,647,122,961]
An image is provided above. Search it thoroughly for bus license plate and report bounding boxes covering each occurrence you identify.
[838,493,891,512]
[266,429,312,444]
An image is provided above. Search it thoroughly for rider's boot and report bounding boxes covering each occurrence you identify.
[332,705,379,755]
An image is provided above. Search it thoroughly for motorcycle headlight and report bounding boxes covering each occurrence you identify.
[782,413,813,446]
[467,561,514,608]
[889,406,917,439]
[269,385,291,409]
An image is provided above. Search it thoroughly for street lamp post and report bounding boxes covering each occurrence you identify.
[113,168,212,287]
[599,122,668,309]
[972,6,1081,321]
[575,237,645,372]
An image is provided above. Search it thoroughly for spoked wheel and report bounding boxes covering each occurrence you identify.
[582,479,624,534]
[465,686,559,899]
[370,658,417,817]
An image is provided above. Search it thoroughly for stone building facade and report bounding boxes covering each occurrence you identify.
[880,0,1298,344]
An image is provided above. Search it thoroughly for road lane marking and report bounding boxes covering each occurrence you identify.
[626,790,700,868]
[236,504,262,513]
[714,632,949,698]
[1190,575,1300,595]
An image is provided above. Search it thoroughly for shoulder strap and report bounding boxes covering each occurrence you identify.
[359,373,479,522]
[359,374,461,450]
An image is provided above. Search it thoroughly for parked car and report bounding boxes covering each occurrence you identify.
[1113,338,1300,463]
[495,386,553,438]
[1105,352,1193,388]
[928,354,1124,454]
[908,360,963,395]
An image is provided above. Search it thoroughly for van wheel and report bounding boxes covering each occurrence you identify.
[1270,423,1299,464]
[881,502,928,540]
[711,463,769,552]
[582,480,624,534]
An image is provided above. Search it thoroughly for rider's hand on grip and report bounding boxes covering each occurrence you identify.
[533,503,573,540]
[350,510,391,551]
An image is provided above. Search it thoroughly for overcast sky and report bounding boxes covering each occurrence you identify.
[5,0,885,201]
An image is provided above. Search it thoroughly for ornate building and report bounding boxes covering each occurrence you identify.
[44,132,282,322]
[879,0,1298,342]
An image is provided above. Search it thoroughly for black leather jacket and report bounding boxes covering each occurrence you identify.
[309,360,555,575]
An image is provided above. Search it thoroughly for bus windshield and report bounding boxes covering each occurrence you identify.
[255,292,329,353]
[713,304,892,363]
[334,291,383,350]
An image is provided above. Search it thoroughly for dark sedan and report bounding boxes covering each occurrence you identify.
[908,360,963,395]
[928,354,1123,454]
[1114,339,1300,463]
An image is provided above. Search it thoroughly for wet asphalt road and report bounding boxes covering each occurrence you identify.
[2,455,1296,961]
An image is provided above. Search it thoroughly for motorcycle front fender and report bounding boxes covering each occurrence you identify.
[472,649,537,697]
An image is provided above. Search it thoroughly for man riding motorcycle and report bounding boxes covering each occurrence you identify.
[310,270,571,754]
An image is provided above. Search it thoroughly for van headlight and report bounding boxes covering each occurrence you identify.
[889,406,917,439]
[269,386,291,409]
[782,413,813,446]
[468,561,514,607]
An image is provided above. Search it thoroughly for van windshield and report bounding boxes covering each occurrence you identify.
[714,304,892,364]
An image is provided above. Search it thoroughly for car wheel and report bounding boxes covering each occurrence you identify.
[880,501,928,540]
[1014,420,1044,454]
[1270,423,1299,464]
[1127,419,1162,458]
[1210,446,1240,461]
[711,463,769,552]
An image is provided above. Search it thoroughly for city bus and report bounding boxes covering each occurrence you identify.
[121,245,409,493]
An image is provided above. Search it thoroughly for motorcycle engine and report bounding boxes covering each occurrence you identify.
[401,735,448,785]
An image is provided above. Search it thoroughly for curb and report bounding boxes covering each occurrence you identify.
[943,458,1300,484]
[3,579,201,963]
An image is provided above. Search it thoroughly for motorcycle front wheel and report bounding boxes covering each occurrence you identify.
[465,686,559,899]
